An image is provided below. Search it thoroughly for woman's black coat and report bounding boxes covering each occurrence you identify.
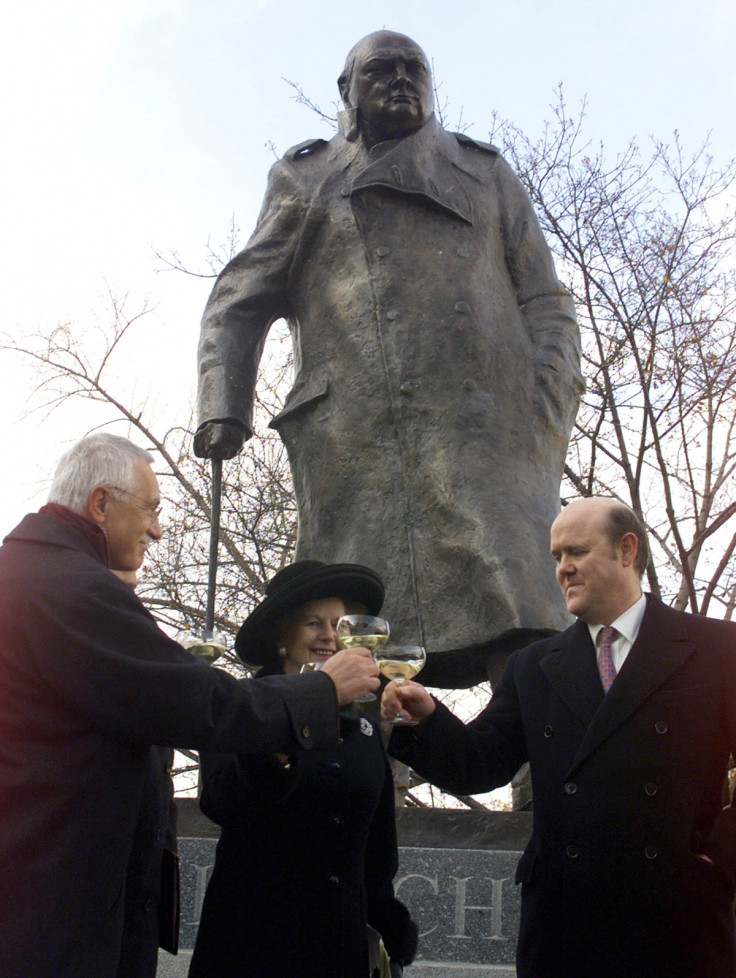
[189,688,417,978]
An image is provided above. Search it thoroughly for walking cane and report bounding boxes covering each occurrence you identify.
[204,457,222,633]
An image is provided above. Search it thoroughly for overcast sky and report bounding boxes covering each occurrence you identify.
[1,0,734,535]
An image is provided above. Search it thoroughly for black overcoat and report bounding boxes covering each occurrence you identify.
[0,512,340,978]
[391,596,736,978]
[188,703,416,978]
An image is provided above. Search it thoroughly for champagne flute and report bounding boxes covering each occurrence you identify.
[374,645,426,724]
[176,626,228,663]
[336,614,390,703]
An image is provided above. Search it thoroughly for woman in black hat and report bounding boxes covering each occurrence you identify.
[188,561,418,978]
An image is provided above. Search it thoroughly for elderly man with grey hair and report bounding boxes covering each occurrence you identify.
[0,432,379,978]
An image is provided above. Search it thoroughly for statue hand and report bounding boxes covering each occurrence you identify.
[193,421,246,460]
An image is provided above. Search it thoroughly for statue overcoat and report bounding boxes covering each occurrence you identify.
[197,117,584,670]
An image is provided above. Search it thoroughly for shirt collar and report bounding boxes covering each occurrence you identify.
[588,592,647,647]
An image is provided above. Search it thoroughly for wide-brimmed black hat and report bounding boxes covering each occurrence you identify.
[235,560,384,667]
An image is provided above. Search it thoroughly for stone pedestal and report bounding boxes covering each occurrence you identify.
[159,801,531,977]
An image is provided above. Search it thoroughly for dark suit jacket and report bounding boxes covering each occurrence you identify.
[0,512,340,978]
[391,596,736,978]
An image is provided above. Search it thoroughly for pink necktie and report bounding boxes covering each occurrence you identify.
[597,626,617,692]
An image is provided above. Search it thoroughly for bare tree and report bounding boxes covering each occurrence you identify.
[491,90,736,616]
[1,294,296,663]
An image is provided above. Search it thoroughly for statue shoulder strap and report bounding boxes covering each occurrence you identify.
[453,132,500,156]
[284,138,329,162]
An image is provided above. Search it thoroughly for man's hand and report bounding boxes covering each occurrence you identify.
[380,680,436,724]
[320,647,380,706]
[193,421,247,460]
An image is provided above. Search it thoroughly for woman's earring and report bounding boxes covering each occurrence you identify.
[277,646,287,658]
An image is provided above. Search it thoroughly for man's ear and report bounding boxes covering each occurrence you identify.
[619,531,639,568]
[87,485,110,528]
[337,73,351,108]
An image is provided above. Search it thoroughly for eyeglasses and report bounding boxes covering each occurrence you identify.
[107,486,162,522]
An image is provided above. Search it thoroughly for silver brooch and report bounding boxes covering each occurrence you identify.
[360,718,374,737]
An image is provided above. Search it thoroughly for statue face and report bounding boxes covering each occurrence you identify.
[345,34,433,143]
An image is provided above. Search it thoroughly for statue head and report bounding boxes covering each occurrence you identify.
[338,31,434,145]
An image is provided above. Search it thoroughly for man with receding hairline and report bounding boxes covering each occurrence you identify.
[386,497,736,977]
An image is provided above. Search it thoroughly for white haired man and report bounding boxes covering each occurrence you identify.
[0,432,378,978]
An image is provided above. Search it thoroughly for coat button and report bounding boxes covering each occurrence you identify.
[341,187,351,197]
[565,845,580,859]
[301,725,311,740]
[327,874,341,887]
[543,725,554,738]
[457,248,471,258]
[329,761,341,775]
[330,816,343,830]
[376,246,390,257]
[644,846,659,860]
[654,721,668,734]
[644,783,658,796]
[564,782,577,795]
[386,309,399,320]
[462,379,476,391]
[454,301,471,314]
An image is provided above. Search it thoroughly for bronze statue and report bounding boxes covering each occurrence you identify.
[195,31,584,686]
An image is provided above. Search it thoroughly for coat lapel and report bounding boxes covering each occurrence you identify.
[540,620,604,731]
[567,596,695,774]
[349,119,474,225]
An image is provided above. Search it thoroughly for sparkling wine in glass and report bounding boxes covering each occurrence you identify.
[176,627,228,663]
[374,645,426,724]
[336,614,390,703]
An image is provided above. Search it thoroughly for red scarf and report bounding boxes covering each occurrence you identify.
[39,503,110,566]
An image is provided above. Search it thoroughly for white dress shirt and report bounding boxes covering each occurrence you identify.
[587,592,647,672]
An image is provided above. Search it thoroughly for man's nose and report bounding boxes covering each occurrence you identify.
[391,62,412,86]
[148,516,163,541]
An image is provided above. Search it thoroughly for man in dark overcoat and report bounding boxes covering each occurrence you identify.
[194,30,584,685]
[0,433,378,978]
[384,497,736,977]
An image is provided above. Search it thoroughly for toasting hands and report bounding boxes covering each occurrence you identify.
[380,680,436,724]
